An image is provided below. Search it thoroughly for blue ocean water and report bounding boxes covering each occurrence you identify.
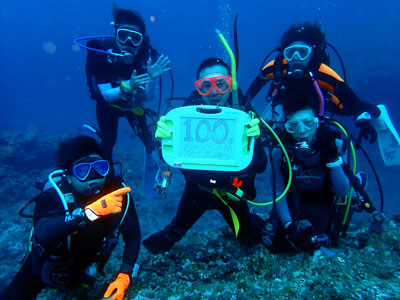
[0,0,399,215]
[1,0,399,132]
[0,3,400,298]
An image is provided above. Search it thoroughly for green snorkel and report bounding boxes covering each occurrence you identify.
[216,28,292,206]
[216,29,239,109]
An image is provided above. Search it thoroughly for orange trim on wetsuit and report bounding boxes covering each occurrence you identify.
[317,64,345,109]
[262,59,275,71]
[330,94,344,109]
[318,63,344,82]
[261,60,345,110]
[316,79,334,94]
[262,60,275,79]
[262,59,289,79]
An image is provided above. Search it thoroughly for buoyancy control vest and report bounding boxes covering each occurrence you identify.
[20,171,130,289]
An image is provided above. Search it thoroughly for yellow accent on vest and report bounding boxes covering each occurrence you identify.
[109,104,145,116]
[211,188,240,237]
[120,81,132,92]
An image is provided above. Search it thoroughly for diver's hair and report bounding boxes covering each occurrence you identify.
[279,22,326,51]
[113,7,146,33]
[56,136,104,170]
[282,91,319,118]
[196,58,232,79]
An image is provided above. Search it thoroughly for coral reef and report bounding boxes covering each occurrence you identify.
[0,131,399,300]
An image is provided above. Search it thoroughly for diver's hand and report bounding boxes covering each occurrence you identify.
[155,116,171,139]
[84,187,131,222]
[285,220,318,254]
[129,70,150,91]
[246,118,260,138]
[355,112,377,146]
[316,125,339,162]
[147,55,171,80]
[103,273,130,300]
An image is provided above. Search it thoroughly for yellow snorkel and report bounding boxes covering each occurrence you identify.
[216,29,239,109]
[216,28,292,206]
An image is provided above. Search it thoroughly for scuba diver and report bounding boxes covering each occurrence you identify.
[84,6,170,198]
[263,96,353,253]
[246,22,383,148]
[1,136,140,300]
[142,58,268,254]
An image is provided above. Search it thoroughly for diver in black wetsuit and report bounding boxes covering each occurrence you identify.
[142,58,268,254]
[1,136,140,300]
[262,97,352,254]
[85,6,170,160]
[246,22,381,146]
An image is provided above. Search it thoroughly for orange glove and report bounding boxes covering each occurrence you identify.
[85,187,131,222]
[103,272,130,300]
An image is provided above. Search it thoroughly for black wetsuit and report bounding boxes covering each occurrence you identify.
[246,56,380,118]
[143,90,268,254]
[86,37,158,159]
[268,128,351,251]
[2,177,140,300]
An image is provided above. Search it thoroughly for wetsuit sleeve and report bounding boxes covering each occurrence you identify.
[118,193,141,274]
[245,75,269,102]
[245,61,275,101]
[252,139,268,174]
[86,40,108,102]
[98,83,126,102]
[269,147,292,225]
[34,190,88,248]
[328,141,350,197]
[328,165,350,198]
[333,81,380,118]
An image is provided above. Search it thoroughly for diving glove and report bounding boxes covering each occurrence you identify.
[155,116,171,139]
[246,117,260,138]
[285,220,318,254]
[355,112,377,146]
[103,272,130,300]
[85,187,131,222]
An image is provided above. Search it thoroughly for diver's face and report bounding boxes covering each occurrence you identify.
[67,154,108,196]
[198,65,231,106]
[285,41,313,76]
[115,24,143,55]
[286,107,318,142]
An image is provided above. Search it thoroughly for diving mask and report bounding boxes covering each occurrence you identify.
[195,76,232,96]
[116,28,143,47]
[285,108,319,141]
[283,45,312,62]
[72,160,110,181]
[285,116,319,134]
